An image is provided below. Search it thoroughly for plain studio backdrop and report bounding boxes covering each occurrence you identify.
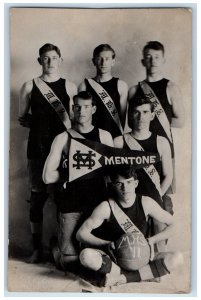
[9,7,191,292]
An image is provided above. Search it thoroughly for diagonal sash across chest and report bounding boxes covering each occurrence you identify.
[109,199,144,235]
[124,133,162,196]
[140,81,172,143]
[34,77,71,129]
[87,79,123,134]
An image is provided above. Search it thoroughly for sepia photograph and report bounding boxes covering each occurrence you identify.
[8,6,192,294]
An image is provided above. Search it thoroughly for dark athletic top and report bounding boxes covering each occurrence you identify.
[123,133,163,206]
[135,79,174,157]
[92,194,148,242]
[56,127,107,215]
[27,78,70,160]
[85,77,122,138]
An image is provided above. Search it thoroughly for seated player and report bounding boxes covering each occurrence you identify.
[76,166,183,286]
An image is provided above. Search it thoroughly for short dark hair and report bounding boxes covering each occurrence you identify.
[73,91,96,106]
[109,165,137,183]
[143,41,164,57]
[128,96,154,129]
[39,43,61,57]
[93,44,116,59]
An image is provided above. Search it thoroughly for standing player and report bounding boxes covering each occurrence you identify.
[43,91,113,268]
[18,43,77,263]
[128,41,184,200]
[79,44,128,138]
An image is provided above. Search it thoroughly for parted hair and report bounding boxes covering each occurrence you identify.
[73,91,96,106]
[128,96,155,129]
[93,44,116,59]
[39,43,61,57]
[143,41,164,56]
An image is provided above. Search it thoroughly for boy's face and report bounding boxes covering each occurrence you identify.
[38,50,61,75]
[132,104,154,130]
[93,50,115,74]
[113,175,138,202]
[73,98,96,125]
[142,49,165,73]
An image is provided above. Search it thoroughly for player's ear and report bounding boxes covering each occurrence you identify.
[141,59,145,67]
[38,57,42,65]
[111,58,116,67]
[92,105,97,114]
[151,111,155,120]
[134,179,139,188]
[92,58,95,66]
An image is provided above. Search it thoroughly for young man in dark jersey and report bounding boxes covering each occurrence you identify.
[128,41,185,211]
[76,166,183,287]
[114,97,173,251]
[43,91,113,268]
[78,44,128,138]
[18,43,77,263]
[114,97,173,209]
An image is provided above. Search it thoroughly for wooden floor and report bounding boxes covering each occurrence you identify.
[7,254,190,295]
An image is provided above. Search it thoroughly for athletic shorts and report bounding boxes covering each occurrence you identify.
[58,212,83,256]
[27,159,47,192]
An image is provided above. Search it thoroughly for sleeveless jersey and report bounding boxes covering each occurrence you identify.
[85,77,122,138]
[136,79,174,158]
[123,133,163,206]
[92,194,148,242]
[56,127,107,214]
[27,78,70,159]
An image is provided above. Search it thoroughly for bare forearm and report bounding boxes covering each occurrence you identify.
[149,224,174,244]
[76,230,111,247]
[43,169,60,184]
[161,176,172,196]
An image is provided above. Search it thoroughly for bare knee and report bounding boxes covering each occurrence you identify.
[164,252,184,271]
[79,248,102,271]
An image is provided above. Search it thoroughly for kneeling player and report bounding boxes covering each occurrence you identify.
[76,166,183,286]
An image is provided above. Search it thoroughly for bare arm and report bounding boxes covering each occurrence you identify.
[128,85,138,102]
[118,80,128,128]
[157,136,173,195]
[76,201,112,247]
[18,80,33,127]
[65,80,77,120]
[78,81,87,92]
[167,81,185,128]
[142,196,175,245]
[42,132,68,184]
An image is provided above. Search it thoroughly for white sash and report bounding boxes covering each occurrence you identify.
[34,77,71,129]
[124,133,162,196]
[109,199,144,235]
[87,79,123,134]
[140,81,172,143]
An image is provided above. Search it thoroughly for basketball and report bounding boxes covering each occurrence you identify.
[114,232,151,271]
